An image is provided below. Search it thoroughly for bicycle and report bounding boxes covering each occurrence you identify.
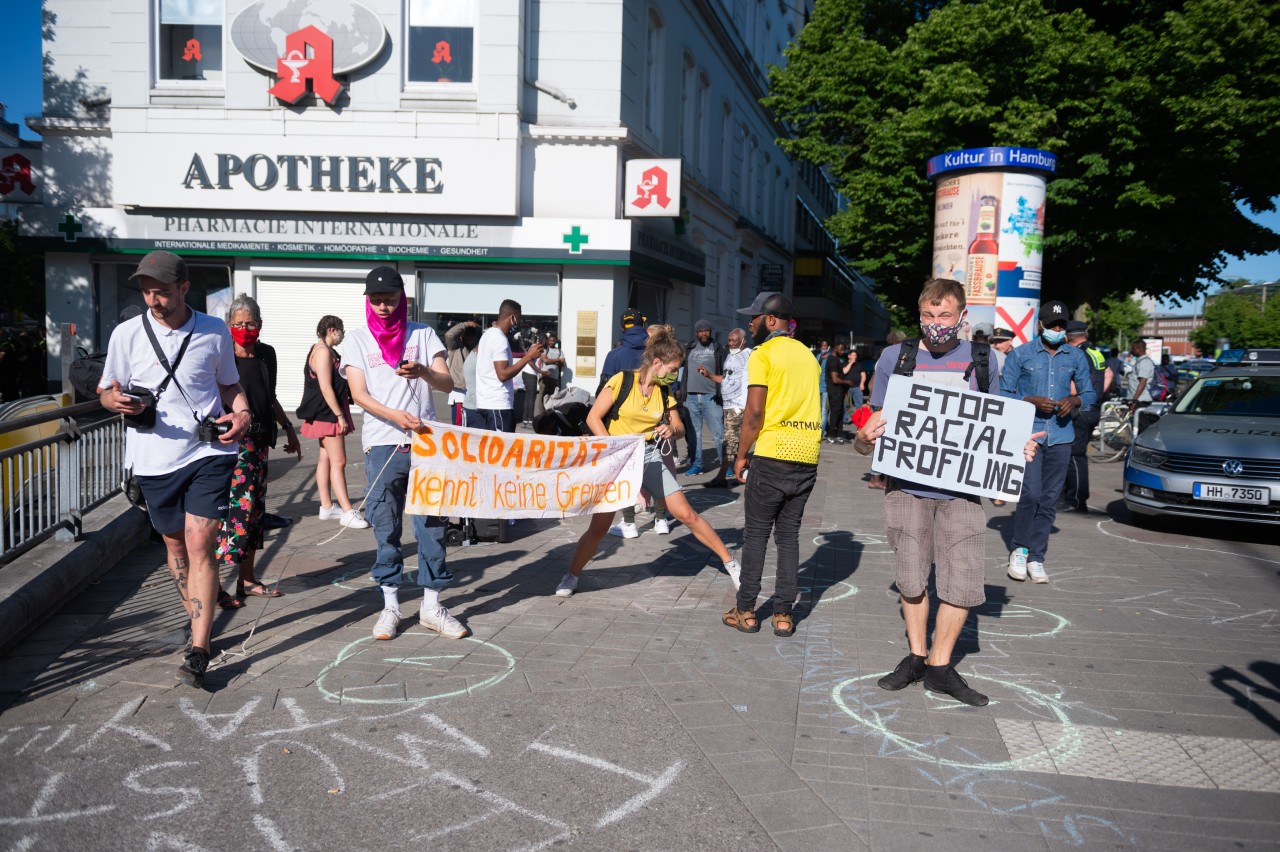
[1094,398,1135,462]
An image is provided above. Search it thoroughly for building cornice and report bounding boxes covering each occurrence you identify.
[27,116,111,137]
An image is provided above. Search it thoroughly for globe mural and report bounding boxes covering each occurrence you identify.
[231,0,386,75]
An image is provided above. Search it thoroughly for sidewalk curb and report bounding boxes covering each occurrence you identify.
[0,495,150,654]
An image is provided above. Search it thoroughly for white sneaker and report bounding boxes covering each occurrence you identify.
[608,522,639,539]
[1027,561,1049,584]
[723,559,742,591]
[372,607,401,640]
[419,604,469,639]
[1007,548,1029,581]
[340,509,370,530]
[318,504,341,521]
[653,517,671,535]
[555,573,579,597]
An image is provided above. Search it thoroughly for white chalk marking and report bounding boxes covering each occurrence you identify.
[44,725,76,752]
[253,815,293,852]
[0,770,116,826]
[238,740,346,806]
[75,696,172,753]
[425,770,570,851]
[144,832,211,852]
[11,836,36,852]
[1211,609,1277,626]
[526,741,685,828]
[422,713,490,757]
[123,761,202,820]
[178,696,262,741]
[253,696,342,738]
[329,731,435,768]
[13,727,50,756]
[1096,519,1280,566]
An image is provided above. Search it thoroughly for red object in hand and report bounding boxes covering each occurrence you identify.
[850,405,872,429]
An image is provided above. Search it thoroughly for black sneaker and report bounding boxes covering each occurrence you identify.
[177,648,211,689]
[877,653,927,691]
[923,665,989,706]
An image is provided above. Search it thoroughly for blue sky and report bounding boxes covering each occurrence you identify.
[1,0,1276,299]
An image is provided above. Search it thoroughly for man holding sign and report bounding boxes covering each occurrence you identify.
[856,279,1043,707]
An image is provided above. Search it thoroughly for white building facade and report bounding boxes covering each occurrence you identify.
[28,0,805,406]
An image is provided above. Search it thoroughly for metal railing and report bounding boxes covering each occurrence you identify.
[1,399,126,564]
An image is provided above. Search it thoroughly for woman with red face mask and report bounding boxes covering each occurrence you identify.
[214,294,302,608]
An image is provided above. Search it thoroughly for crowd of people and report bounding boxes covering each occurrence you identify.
[95,250,1111,708]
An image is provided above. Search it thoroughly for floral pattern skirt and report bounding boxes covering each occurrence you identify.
[216,437,269,566]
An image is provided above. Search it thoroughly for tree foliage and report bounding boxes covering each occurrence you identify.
[765,0,1280,312]
[1085,294,1148,351]
[1190,291,1280,350]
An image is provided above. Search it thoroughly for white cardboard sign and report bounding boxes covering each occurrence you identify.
[872,375,1035,502]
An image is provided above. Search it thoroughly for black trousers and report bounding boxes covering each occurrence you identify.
[737,457,818,615]
[826,392,846,438]
[676,403,697,462]
[1062,408,1099,510]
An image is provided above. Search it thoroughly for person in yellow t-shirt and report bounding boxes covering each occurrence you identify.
[552,330,740,597]
[727,293,821,638]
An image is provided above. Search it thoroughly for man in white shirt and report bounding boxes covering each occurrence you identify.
[704,328,751,487]
[473,299,542,432]
[97,250,253,690]
[341,267,461,641]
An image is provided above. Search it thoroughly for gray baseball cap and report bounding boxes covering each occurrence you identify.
[129,250,188,284]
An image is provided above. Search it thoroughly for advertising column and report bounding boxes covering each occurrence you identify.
[926,147,1056,344]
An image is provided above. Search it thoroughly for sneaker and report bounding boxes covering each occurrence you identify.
[555,573,579,597]
[420,604,469,639]
[723,559,741,590]
[318,504,342,520]
[1007,547,1029,581]
[608,522,639,539]
[685,467,704,476]
[177,647,211,689]
[923,665,989,706]
[835,437,848,445]
[262,512,293,530]
[340,509,370,530]
[877,653,927,691]
[653,517,671,535]
[372,607,402,640]
[1027,561,1049,584]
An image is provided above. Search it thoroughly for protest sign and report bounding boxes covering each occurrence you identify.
[871,375,1035,502]
[406,422,645,519]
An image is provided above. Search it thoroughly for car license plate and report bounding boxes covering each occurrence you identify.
[1192,483,1271,504]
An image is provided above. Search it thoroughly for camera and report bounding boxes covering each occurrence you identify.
[197,416,232,443]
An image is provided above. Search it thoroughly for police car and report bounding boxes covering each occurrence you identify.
[1123,351,1280,525]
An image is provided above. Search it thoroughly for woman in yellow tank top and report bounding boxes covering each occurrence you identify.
[553,331,741,596]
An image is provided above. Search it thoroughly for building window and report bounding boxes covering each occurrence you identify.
[680,53,696,163]
[695,72,710,175]
[644,9,664,137]
[720,102,734,195]
[407,0,475,84]
[157,0,224,83]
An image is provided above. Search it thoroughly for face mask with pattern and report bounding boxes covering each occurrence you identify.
[920,316,963,347]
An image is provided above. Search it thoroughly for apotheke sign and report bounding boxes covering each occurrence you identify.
[113,134,518,216]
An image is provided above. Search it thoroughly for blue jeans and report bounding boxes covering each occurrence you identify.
[820,393,829,432]
[1012,442,1072,563]
[364,444,450,590]
[684,393,724,468]
[473,408,515,433]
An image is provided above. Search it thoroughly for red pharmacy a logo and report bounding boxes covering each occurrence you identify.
[268,26,344,106]
[0,154,36,196]
[632,166,672,210]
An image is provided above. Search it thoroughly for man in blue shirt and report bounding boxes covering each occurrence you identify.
[999,301,1096,584]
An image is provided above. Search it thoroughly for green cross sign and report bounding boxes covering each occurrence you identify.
[562,225,589,254]
[58,213,83,243]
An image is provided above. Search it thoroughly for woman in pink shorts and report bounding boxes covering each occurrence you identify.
[298,316,368,529]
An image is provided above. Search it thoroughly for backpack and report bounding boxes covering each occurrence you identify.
[544,385,592,411]
[68,346,107,403]
[1150,363,1174,402]
[892,340,993,393]
[600,370,670,431]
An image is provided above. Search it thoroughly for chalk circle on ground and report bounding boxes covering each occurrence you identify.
[316,635,516,705]
[968,603,1071,639]
[763,567,859,605]
[811,530,893,555]
[832,672,1082,772]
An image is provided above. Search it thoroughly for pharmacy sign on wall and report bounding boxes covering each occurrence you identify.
[624,159,681,218]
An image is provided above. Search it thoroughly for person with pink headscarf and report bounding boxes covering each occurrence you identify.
[340,267,462,642]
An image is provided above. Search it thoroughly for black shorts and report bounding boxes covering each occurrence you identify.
[137,454,236,535]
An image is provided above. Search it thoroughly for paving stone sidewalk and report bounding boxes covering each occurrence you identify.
[1,432,1278,850]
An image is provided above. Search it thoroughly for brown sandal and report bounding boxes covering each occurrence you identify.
[722,607,760,633]
[771,612,795,638]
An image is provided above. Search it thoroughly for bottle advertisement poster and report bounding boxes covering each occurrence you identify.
[929,149,1051,344]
